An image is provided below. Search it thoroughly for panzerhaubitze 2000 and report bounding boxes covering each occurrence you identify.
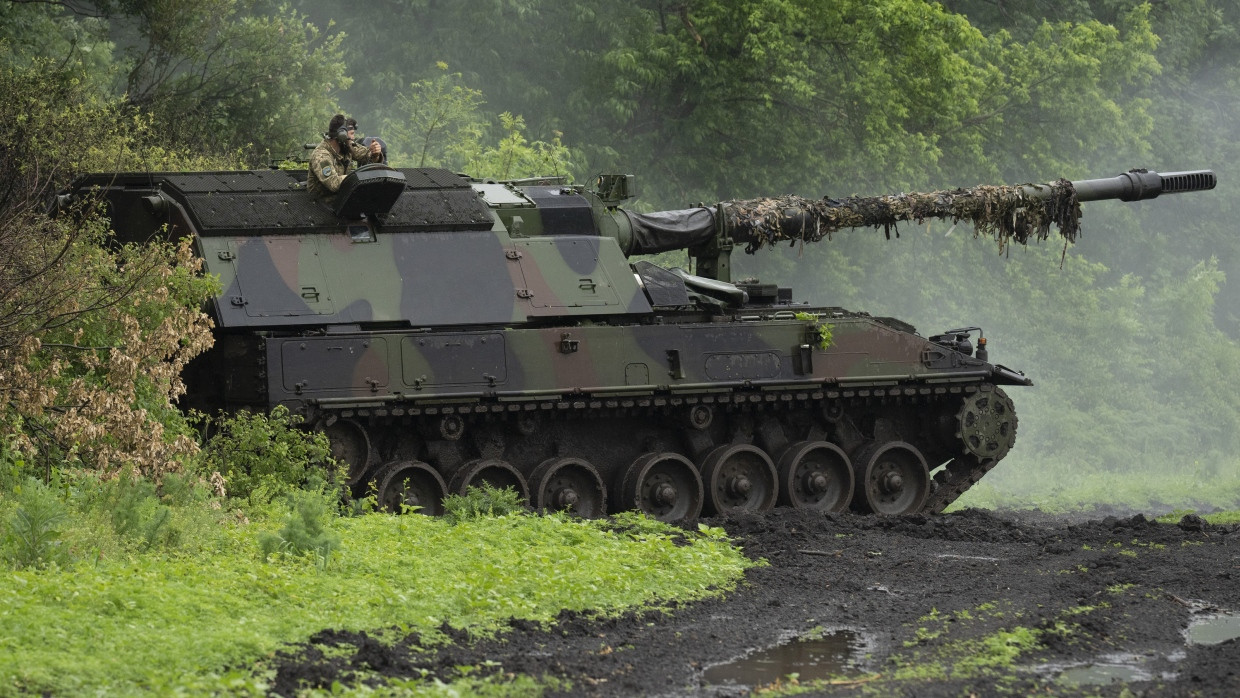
[60,165,1215,520]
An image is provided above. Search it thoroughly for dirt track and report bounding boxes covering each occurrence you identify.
[272,509,1240,696]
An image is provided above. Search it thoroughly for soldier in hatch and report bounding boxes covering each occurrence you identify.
[307,114,384,199]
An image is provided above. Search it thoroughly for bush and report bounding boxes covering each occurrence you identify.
[258,492,341,568]
[196,407,340,504]
[85,474,182,552]
[442,484,526,524]
[0,433,33,492]
[3,477,69,569]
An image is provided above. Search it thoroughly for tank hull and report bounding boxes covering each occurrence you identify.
[184,309,1018,519]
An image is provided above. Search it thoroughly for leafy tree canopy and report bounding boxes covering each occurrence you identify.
[307,0,1160,202]
[2,0,351,156]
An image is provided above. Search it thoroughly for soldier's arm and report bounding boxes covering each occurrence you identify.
[310,150,349,193]
[350,141,382,164]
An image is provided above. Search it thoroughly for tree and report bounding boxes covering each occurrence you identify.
[381,66,573,179]
[2,0,352,157]
[303,0,1161,204]
[116,0,351,155]
[0,0,115,87]
[381,64,487,169]
[0,59,219,478]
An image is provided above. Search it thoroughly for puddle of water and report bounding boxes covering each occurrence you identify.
[1027,605,1238,688]
[702,630,863,687]
[1057,662,1152,686]
[1032,653,1167,687]
[1186,613,1240,645]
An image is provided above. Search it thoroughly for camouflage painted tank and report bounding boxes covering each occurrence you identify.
[63,166,1215,520]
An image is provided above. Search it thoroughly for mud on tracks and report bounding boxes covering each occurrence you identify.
[270,509,1240,697]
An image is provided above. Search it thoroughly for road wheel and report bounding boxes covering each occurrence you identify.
[700,444,777,515]
[852,441,930,515]
[375,460,446,516]
[320,418,372,486]
[618,452,703,524]
[776,440,853,512]
[530,457,606,517]
[448,459,528,502]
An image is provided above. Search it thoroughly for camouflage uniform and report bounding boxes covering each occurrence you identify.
[307,139,381,199]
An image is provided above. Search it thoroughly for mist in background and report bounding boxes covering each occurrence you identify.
[7,0,1238,511]
[309,0,1239,512]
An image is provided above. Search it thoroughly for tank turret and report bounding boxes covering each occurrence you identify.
[58,166,1216,520]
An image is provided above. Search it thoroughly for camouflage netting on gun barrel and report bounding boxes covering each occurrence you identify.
[723,180,1081,254]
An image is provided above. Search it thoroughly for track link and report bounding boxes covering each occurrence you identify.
[924,455,999,514]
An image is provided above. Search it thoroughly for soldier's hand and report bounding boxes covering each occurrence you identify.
[369,141,382,157]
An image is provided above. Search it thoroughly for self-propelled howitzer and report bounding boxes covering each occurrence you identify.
[61,166,1216,519]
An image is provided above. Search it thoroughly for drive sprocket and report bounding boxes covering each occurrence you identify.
[955,385,1017,461]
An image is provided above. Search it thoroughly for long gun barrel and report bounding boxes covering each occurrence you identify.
[1053,169,1216,202]
[612,169,1216,269]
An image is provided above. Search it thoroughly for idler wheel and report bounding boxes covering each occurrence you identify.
[700,444,777,515]
[851,440,930,515]
[448,458,529,501]
[618,452,703,524]
[955,386,1018,460]
[319,418,372,486]
[775,440,854,512]
[375,460,446,516]
[530,457,606,517]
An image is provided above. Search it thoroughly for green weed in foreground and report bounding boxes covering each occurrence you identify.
[885,602,1044,683]
[442,483,526,523]
[1,479,69,569]
[0,511,755,695]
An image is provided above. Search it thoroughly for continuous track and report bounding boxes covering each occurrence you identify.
[313,382,1017,519]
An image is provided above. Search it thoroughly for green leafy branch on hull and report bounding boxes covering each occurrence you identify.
[725,180,1081,254]
[794,312,834,350]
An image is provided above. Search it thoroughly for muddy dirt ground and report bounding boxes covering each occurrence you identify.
[272,509,1239,696]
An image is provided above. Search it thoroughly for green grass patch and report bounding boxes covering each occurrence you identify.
[0,509,755,695]
[1154,509,1240,525]
[1203,510,1240,525]
[880,600,1101,687]
[949,626,1040,676]
[949,459,1240,514]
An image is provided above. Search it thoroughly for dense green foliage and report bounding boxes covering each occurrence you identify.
[441,482,528,524]
[0,484,754,695]
[380,64,574,179]
[197,406,339,503]
[305,0,1166,196]
[0,58,224,479]
[1,0,350,157]
[1,0,1237,507]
